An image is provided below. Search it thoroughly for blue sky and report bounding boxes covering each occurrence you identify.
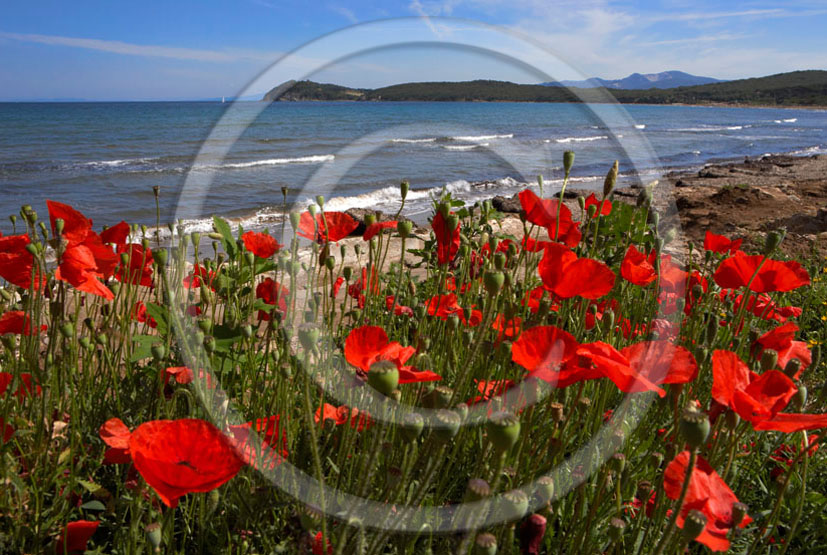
[1,0,825,100]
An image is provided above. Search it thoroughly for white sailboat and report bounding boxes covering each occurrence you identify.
[221,96,226,103]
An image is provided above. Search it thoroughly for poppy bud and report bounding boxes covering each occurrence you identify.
[534,476,554,505]
[204,336,216,353]
[308,205,318,218]
[760,349,778,372]
[289,212,301,232]
[587,204,597,219]
[447,314,461,331]
[438,203,451,219]
[636,187,652,208]
[27,209,38,224]
[79,336,92,350]
[145,522,162,551]
[635,481,653,503]
[483,271,505,296]
[364,213,377,227]
[206,489,220,517]
[783,358,801,378]
[519,513,547,554]
[577,196,586,211]
[151,343,165,361]
[153,248,168,267]
[315,195,325,209]
[764,229,785,254]
[563,150,575,175]
[298,325,320,352]
[486,411,520,452]
[493,252,507,270]
[473,533,497,555]
[414,305,427,320]
[501,489,529,522]
[242,324,253,339]
[446,214,460,234]
[649,451,664,468]
[25,243,40,257]
[731,502,748,527]
[682,509,707,542]
[196,317,212,334]
[368,360,399,396]
[397,220,413,239]
[400,180,409,201]
[59,323,74,338]
[401,412,424,442]
[604,160,619,198]
[791,385,807,412]
[536,174,544,196]
[432,409,461,443]
[680,405,710,449]
[323,256,335,271]
[724,409,740,430]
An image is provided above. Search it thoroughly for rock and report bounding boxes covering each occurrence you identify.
[491,194,522,214]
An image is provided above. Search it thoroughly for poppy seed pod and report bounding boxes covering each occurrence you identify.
[438,203,451,219]
[447,314,461,331]
[145,522,162,551]
[783,358,802,378]
[465,478,491,501]
[486,411,520,452]
[501,489,529,522]
[610,452,626,474]
[289,212,301,232]
[760,349,779,372]
[473,533,498,555]
[400,412,424,442]
[368,360,399,396]
[493,252,507,271]
[680,405,710,449]
[764,228,785,254]
[151,343,165,361]
[243,251,255,267]
[534,476,554,505]
[298,325,320,352]
[608,517,626,542]
[324,257,335,271]
[725,409,740,430]
[483,271,505,296]
[424,386,453,409]
[731,502,748,527]
[203,336,216,354]
[682,509,707,542]
[563,150,575,175]
[364,213,377,227]
[587,204,598,219]
[432,409,461,443]
[791,385,807,412]
[315,195,325,209]
[400,180,409,200]
[59,323,74,338]
[308,205,318,218]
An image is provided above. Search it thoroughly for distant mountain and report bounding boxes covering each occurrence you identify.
[543,71,724,89]
[261,70,827,106]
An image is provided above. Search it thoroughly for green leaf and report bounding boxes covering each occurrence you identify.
[144,303,169,336]
[213,215,237,259]
[131,334,157,362]
[81,500,106,512]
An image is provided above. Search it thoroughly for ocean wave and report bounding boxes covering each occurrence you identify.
[79,157,153,168]
[674,125,744,132]
[443,143,487,151]
[390,137,437,143]
[788,145,827,156]
[634,124,646,130]
[774,118,798,123]
[450,133,513,142]
[197,154,335,170]
[553,135,608,143]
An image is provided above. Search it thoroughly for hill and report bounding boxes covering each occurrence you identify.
[261,70,827,106]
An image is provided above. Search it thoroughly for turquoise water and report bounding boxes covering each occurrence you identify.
[1,101,825,233]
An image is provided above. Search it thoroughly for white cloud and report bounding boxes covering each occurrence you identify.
[0,31,278,62]
[330,5,359,24]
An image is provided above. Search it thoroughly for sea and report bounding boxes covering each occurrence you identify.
[1,101,826,236]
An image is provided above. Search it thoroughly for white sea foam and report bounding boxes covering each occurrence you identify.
[443,143,487,151]
[390,137,437,143]
[634,124,646,129]
[199,154,335,170]
[774,118,798,123]
[450,133,513,141]
[674,125,743,132]
[789,145,827,155]
[554,135,608,143]
[79,157,152,168]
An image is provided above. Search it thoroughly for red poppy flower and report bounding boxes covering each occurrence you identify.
[385,295,413,317]
[313,531,333,555]
[348,266,380,308]
[0,310,46,335]
[331,276,345,298]
[315,403,372,431]
[424,293,482,326]
[714,251,810,293]
[620,341,698,385]
[621,245,657,286]
[100,417,133,464]
[55,520,99,554]
[100,221,130,245]
[54,243,115,300]
[163,366,194,385]
[518,189,582,247]
[492,314,522,340]
[229,415,288,470]
[584,192,611,217]
[127,418,244,508]
[663,451,751,552]
[575,341,665,396]
[538,243,615,300]
[511,325,579,379]
[432,210,460,266]
[1,418,12,443]
[521,236,552,253]
[704,231,742,254]
[255,278,289,320]
[47,200,92,245]
[755,322,811,378]
[132,301,157,328]
[0,234,43,290]
[115,244,154,287]
[659,254,689,294]
[183,264,215,290]
[344,325,440,383]
[0,371,41,400]
[81,231,120,279]
[297,211,358,243]
[363,220,398,241]
[242,230,282,259]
